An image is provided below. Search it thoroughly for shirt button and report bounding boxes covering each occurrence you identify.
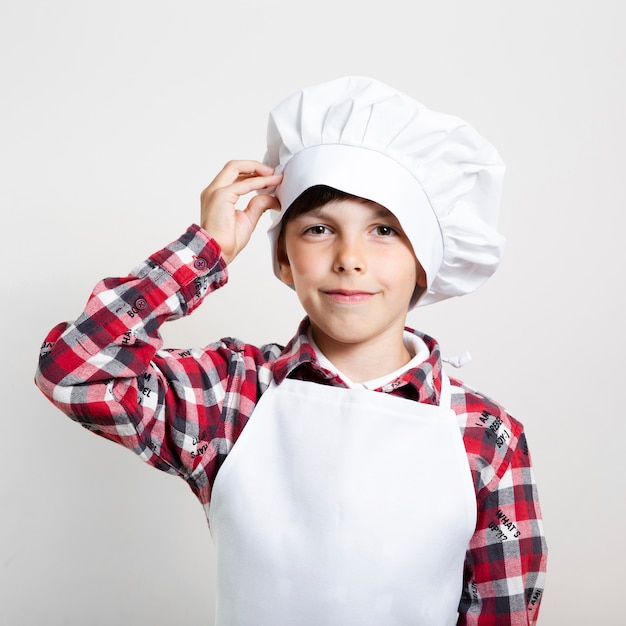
[194,257,208,270]
[134,298,147,311]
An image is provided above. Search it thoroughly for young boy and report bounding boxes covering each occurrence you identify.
[36,76,547,625]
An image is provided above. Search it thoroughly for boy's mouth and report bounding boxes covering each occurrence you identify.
[322,289,375,304]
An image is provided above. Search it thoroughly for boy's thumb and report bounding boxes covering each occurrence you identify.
[244,194,281,230]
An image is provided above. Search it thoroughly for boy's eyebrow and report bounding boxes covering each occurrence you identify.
[295,202,396,221]
[370,204,396,220]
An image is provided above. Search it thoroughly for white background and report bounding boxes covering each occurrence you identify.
[1,1,624,624]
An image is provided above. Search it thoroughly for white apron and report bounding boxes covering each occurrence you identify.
[209,375,476,626]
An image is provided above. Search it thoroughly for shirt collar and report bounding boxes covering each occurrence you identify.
[271,318,443,405]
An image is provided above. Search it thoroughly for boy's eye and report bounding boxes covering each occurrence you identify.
[373,225,396,236]
[304,225,331,235]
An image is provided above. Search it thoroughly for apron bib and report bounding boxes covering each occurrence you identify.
[209,376,476,625]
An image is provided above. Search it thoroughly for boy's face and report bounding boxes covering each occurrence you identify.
[278,198,426,355]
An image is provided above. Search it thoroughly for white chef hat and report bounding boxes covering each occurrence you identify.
[264,76,506,307]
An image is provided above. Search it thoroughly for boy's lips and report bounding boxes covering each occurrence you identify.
[322,289,376,304]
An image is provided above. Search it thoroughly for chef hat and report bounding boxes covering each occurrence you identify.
[264,76,505,307]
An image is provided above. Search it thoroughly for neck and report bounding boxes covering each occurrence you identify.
[311,328,412,384]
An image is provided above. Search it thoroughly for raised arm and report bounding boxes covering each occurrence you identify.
[35,161,282,507]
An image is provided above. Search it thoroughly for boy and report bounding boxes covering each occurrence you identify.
[36,76,547,624]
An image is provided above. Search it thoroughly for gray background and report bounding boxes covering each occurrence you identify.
[1,1,624,624]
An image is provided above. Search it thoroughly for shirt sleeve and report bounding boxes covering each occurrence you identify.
[457,394,548,625]
[34,224,271,509]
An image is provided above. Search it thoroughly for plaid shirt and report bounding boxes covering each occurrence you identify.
[36,224,547,625]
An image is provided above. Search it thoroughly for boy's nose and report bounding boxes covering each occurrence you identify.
[334,241,366,273]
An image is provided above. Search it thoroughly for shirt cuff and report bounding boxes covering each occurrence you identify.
[142,224,228,314]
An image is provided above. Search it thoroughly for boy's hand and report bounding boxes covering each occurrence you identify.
[200,160,282,265]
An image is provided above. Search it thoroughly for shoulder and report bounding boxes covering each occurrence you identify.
[448,376,526,498]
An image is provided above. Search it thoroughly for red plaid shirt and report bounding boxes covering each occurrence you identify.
[36,224,547,625]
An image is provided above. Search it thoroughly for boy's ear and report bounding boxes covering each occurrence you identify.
[277,239,294,286]
[416,261,427,288]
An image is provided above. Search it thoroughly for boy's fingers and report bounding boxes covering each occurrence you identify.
[200,162,281,211]
[227,173,282,197]
[210,160,276,189]
[201,173,282,214]
[243,193,281,228]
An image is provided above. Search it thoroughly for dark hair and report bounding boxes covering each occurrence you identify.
[281,185,365,225]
